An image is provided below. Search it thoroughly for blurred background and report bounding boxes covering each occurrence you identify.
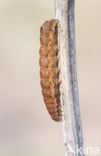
[0,0,101,155]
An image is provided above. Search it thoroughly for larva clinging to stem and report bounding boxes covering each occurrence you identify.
[39,19,61,121]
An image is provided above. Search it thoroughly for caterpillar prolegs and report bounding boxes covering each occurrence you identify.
[39,19,62,121]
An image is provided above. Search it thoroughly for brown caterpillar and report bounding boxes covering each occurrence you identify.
[39,19,61,121]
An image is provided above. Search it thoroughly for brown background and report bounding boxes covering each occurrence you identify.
[0,0,101,155]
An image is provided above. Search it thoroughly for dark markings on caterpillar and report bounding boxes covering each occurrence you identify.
[39,19,61,121]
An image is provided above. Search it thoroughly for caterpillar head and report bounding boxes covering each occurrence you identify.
[40,19,59,46]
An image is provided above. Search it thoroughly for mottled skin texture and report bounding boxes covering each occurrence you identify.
[39,19,61,121]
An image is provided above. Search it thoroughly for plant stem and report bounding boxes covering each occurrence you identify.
[55,0,85,155]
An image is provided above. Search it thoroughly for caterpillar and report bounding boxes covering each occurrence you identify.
[39,19,61,121]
